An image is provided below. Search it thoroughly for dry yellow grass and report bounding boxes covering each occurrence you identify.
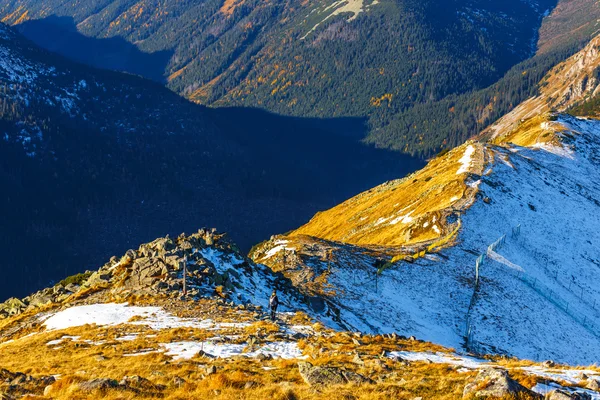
[0,317,576,400]
[491,114,567,148]
[288,141,485,249]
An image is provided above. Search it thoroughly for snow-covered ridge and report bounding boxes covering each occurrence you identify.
[255,115,600,365]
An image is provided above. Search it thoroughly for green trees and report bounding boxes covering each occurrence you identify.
[0,0,569,154]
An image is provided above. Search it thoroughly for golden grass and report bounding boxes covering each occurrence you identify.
[0,296,590,400]
[287,142,484,249]
[0,320,573,400]
[491,114,566,148]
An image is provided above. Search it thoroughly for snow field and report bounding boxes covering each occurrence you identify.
[40,302,307,361]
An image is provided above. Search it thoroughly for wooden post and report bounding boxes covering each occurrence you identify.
[182,255,187,296]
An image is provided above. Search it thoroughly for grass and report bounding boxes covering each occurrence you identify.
[286,141,485,249]
[491,114,566,148]
[0,318,581,400]
[0,296,594,400]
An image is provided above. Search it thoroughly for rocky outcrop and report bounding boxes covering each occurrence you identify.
[0,369,55,398]
[586,379,600,392]
[545,390,592,400]
[463,368,541,399]
[297,362,373,387]
[78,378,119,392]
[0,228,318,330]
[0,229,242,318]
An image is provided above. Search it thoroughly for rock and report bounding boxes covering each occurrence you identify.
[244,381,263,389]
[586,379,599,392]
[10,373,26,385]
[119,375,162,391]
[463,368,540,399]
[205,365,217,375]
[298,362,373,387]
[308,296,326,312]
[40,376,56,386]
[546,390,592,400]
[86,271,112,286]
[255,353,272,361]
[352,354,364,365]
[369,359,390,370]
[172,376,186,387]
[543,360,556,368]
[78,378,119,392]
[28,294,53,308]
[154,281,169,290]
[43,384,56,397]
[1,298,27,315]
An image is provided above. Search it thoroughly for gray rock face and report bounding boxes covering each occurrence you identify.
[297,362,372,387]
[463,368,540,399]
[546,390,592,400]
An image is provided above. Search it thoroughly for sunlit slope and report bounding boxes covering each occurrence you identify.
[287,34,600,249]
[484,34,600,141]
[290,142,485,247]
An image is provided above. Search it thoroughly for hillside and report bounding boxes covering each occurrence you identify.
[0,22,422,300]
[1,231,600,399]
[2,0,597,154]
[250,35,600,365]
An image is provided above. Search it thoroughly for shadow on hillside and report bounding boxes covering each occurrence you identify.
[208,107,424,205]
[16,16,171,82]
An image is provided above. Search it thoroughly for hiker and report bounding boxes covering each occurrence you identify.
[269,290,279,321]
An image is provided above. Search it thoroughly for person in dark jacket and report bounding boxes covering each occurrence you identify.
[269,290,279,321]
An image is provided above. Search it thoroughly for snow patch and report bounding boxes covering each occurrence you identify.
[42,303,251,331]
[457,145,476,174]
[161,341,305,360]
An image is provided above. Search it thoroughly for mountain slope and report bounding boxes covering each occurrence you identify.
[1,0,588,154]
[2,230,598,400]
[0,22,422,300]
[250,36,600,364]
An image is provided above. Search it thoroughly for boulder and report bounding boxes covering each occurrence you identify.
[546,390,592,400]
[119,375,163,391]
[463,368,540,399]
[244,381,263,389]
[205,366,217,375]
[172,376,186,387]
[78,378,119,392]
[64,283,80,293]
[86,272,112,286]
[1,298,26,315]
[586,379,600,392]
[28,294,53,308]
[297,362,372,387]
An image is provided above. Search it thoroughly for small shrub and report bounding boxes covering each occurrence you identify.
[58,271,93,287]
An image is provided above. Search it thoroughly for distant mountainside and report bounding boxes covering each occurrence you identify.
[251,35,600,364]
[3,0,598,154]
[0,23,422,300]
